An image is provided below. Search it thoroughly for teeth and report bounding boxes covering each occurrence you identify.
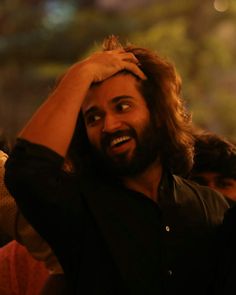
[111,136,130,147]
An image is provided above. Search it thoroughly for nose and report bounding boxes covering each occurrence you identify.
[102,114,122,133]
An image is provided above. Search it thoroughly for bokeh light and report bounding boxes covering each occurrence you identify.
[214,0,229,12]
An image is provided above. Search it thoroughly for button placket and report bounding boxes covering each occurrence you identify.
[167,269,173,276]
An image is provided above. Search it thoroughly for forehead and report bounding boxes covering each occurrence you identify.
[82,73,144,113]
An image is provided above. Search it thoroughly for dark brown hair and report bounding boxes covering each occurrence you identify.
[190,130,236,179]
[68,35,194,176]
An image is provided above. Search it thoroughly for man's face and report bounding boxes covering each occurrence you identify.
[190,171,236,201]
[82,73,160,176]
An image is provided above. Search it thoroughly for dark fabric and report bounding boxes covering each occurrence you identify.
[4,139,231,295]
[212,204,236,295]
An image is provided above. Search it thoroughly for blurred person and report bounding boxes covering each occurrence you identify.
[187,130,236,294]
[0,150,67,295]
[0,240,48,295]
[4,36,230,295]
[189,130,236,202]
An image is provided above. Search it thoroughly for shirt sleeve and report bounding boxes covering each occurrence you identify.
[4,139,84,266]
[0,150,63,274]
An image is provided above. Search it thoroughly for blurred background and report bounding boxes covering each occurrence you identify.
[0,0,236,146]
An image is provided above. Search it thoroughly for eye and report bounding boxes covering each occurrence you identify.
[85,113,102,126]
[116,102,131,112]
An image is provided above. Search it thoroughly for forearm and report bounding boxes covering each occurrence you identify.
[19,69,92,157]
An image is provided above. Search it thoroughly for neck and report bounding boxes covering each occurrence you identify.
[122,159,162,203]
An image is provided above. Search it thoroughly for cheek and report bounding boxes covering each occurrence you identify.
[135,115,151,134]
[129,109,150,126]
[86,128,101,148]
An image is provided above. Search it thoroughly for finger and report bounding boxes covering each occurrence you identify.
[123,62,147,80]
[120,52,139,64]
[106,49,125,54]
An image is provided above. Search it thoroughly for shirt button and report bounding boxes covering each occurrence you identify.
[165,225,170,232]
[167,270,173,276]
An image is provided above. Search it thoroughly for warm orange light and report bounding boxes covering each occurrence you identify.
[213,0,229,12]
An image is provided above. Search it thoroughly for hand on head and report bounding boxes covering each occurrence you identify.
[67,49,147,85]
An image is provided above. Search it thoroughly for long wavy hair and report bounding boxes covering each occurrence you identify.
[67,36,194,176]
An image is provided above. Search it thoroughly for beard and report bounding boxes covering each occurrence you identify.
[89,119,161,177]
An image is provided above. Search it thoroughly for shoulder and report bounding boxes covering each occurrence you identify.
[173,175,227,201]
[173,175,230,221]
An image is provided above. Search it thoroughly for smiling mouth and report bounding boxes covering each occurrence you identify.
[110,136,131,148]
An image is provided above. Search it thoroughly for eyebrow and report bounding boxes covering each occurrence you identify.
[83,95,134,118]
[111,95,134,105]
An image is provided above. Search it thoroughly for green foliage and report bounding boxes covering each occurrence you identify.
[1,0,236,142]
[129,19,194,77]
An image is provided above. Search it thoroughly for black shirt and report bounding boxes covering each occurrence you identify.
[4,139,230,295]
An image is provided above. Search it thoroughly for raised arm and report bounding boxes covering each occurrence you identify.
[20,49,145,156]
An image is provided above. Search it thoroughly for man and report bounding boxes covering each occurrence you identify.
[4,36,230,295]
[189,130,236,202]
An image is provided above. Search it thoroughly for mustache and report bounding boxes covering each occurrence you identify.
[101,128,137,151]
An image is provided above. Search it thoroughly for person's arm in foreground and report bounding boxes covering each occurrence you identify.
[19,50,145,156]
[1,150,68,294]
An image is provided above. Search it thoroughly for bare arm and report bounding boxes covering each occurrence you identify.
[19,49,146,157]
